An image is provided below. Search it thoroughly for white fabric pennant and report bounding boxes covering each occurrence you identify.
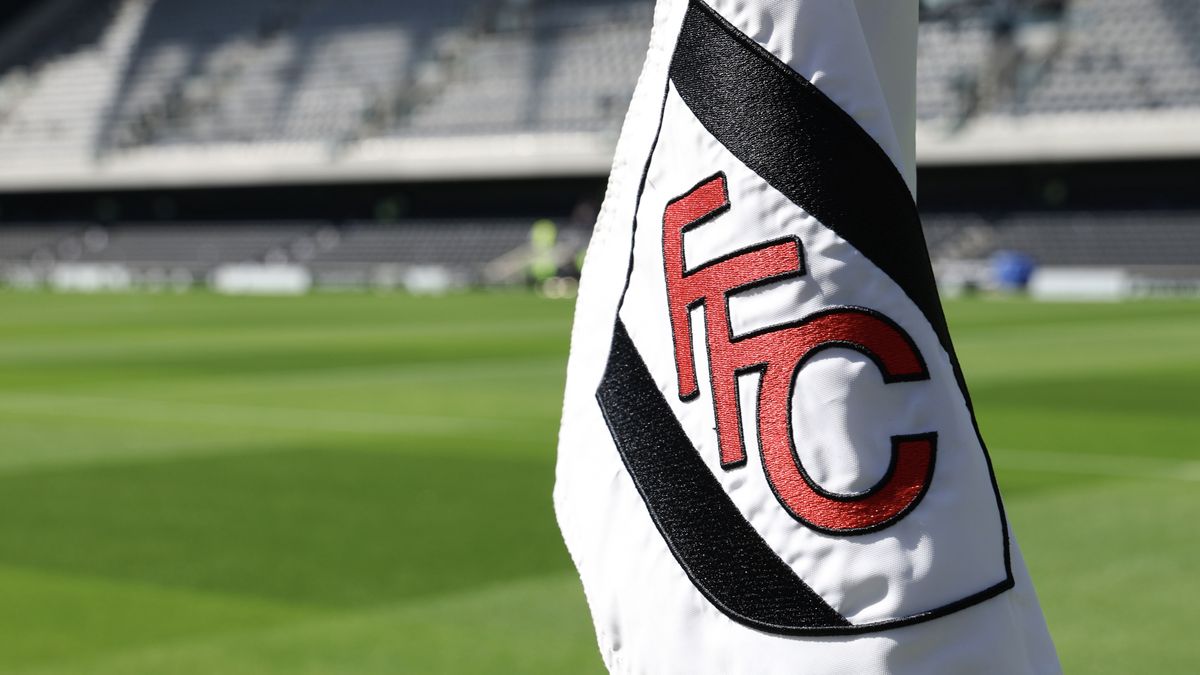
[556,1,1060,672]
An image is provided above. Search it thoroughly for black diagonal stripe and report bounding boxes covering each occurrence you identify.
[670,0,953,358]
[596,320,850,634]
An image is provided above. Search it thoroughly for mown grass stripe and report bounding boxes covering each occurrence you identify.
[0,392,512,435]
[995,448,1200,482]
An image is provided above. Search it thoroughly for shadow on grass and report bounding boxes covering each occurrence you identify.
[0,445,572,608]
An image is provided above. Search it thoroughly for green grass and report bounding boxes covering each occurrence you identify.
[0,290,1196,673]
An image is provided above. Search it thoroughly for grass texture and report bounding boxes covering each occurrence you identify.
[0,290,1196,673]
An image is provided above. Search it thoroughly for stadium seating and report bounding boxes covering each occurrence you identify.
[1014,0,1200,114]
[2,0,1199,287]
[915,16,993,122]
[3,0,1199,158]
[306,221,528,267]
[922,211,1200,267]
[0,224,87,262]
[0,219,542,288]
[5,210,1198,286]
[103,0,480,148]
[916,0,1200,119]
[98,0,650,146]
[393,1,651,137]
[0,0,145,174]
[64,223,315,271]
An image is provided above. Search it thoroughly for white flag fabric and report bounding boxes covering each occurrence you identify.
[555,1,1060,673]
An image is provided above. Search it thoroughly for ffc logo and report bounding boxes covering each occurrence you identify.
[591,1,1013,632]
[663,174,937,534]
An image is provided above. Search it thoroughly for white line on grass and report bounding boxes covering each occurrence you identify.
[0,319,570,362]
[124,356,568,394]
[994,448,1200,482]
[0,392,513,436]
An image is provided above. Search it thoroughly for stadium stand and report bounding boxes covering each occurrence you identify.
[2,0,1199,173]
[0,0,1196,176]
[4,2,1199,136]
[103,0,479,149]
[306,221,527,268]
[923,211,1200,267]
[1015,0,1200,114]
[6,209,1197,285]
[0,223,87,262]
[0,0,146,175]
[916,0,1200,118]
[1,0,1198,293]
[0,218,551,289]
[93,0,649,149]
[63,223,315,271]
[392,1,651,137]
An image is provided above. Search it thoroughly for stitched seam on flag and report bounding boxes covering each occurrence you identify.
[615,77,674,316]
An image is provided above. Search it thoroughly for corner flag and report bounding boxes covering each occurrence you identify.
[555,0,1060,672]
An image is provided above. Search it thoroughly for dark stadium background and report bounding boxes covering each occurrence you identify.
[0,1,1197,673]
[3,0,1200,287]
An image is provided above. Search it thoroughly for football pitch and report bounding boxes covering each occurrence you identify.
[0,290,1196,674]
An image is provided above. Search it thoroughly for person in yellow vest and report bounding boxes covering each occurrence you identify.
[528,218,558,286]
